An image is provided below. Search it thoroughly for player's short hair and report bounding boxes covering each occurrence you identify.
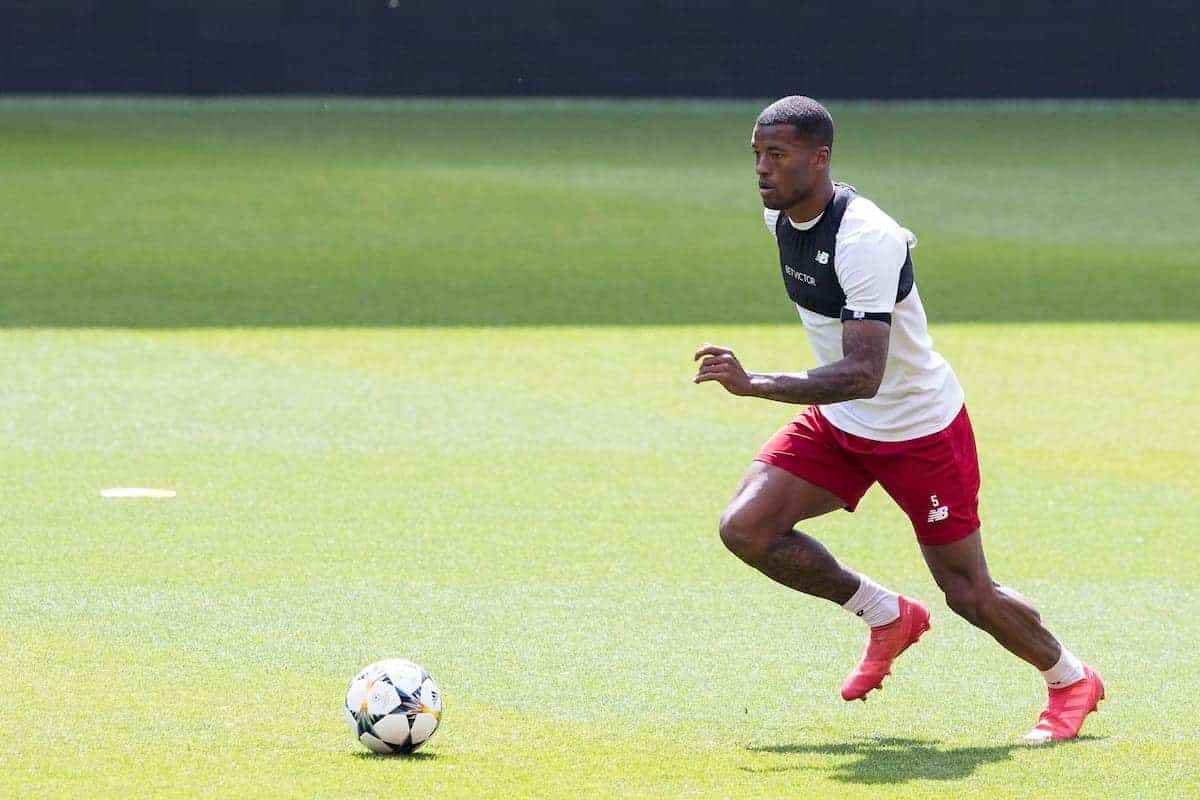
[756,96,834,149]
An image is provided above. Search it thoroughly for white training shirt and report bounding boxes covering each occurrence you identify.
[765,195,964,441]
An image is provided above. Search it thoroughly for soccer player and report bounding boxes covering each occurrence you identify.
[693,96,1103,742]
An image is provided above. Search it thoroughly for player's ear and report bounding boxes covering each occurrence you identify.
[812,145,831,170]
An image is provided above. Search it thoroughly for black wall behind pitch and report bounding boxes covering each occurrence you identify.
[2,1,1197,97]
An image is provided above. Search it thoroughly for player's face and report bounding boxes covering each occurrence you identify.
[752,124,828,211]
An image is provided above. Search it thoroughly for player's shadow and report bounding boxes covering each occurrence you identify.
[743,734,1104,784]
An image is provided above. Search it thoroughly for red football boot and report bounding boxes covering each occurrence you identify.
[1023,665,1105,743]
[841,595,931,701]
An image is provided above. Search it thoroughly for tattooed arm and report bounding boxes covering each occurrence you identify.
[692,320,890,404]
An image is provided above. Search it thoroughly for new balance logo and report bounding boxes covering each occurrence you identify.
[927,494,948,523]
[815,250,829,264]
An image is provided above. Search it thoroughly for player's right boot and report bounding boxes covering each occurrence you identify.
[1023,665,1105,744]
[841,595,931,701]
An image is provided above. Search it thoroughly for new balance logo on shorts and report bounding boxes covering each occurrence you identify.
[927,494,949,523]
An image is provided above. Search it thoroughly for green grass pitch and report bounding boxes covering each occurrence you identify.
[1,98,1197,799]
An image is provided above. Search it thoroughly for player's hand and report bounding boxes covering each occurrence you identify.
[693,343,755,396]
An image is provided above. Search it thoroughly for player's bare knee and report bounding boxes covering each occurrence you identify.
[942,578,987,624]
[718,508,772,562]
[944,590,979,623]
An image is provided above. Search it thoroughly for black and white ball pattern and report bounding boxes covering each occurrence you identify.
[345,659,442,754]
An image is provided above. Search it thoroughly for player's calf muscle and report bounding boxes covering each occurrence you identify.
[941,580,1060,668]
[718,513,857,603]
[757,533,858,603]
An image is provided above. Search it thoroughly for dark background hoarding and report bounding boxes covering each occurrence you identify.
[2,0,1198,98]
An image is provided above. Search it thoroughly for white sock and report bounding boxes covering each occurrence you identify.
[1041,646,1085,688]
[842,575,901,628]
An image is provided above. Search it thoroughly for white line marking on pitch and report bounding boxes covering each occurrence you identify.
[100,488,177,498]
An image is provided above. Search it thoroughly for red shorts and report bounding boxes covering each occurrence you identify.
[754,405,981,546]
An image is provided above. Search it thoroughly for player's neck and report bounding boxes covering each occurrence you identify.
[785,177,835,226]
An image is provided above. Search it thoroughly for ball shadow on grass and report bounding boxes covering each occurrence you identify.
[350,749,440,762]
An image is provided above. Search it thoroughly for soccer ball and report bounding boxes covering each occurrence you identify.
[345,658,443,754]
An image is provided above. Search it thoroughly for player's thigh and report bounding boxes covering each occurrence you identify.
[730,406,874,532]
[723,460,847,533]
[873,406,982,547]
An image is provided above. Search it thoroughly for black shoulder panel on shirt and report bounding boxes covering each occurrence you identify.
[774,182,915,318]
[774,184,856,318]
[896,248,914,305]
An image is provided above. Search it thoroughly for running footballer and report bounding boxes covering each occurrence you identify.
[693,96,1103,742]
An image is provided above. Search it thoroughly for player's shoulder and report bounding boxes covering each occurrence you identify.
[842,194,902,236]
[841,193,916,249]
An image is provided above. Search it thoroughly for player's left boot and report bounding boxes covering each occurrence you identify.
[841,595,931,701]
[1023,664,1105,744]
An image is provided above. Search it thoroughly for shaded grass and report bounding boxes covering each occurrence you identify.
[0,99,1197,327]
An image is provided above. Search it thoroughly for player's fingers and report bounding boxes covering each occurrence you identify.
[695,358,732,372]
[694,364,733,380]
[693,344,734,361]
